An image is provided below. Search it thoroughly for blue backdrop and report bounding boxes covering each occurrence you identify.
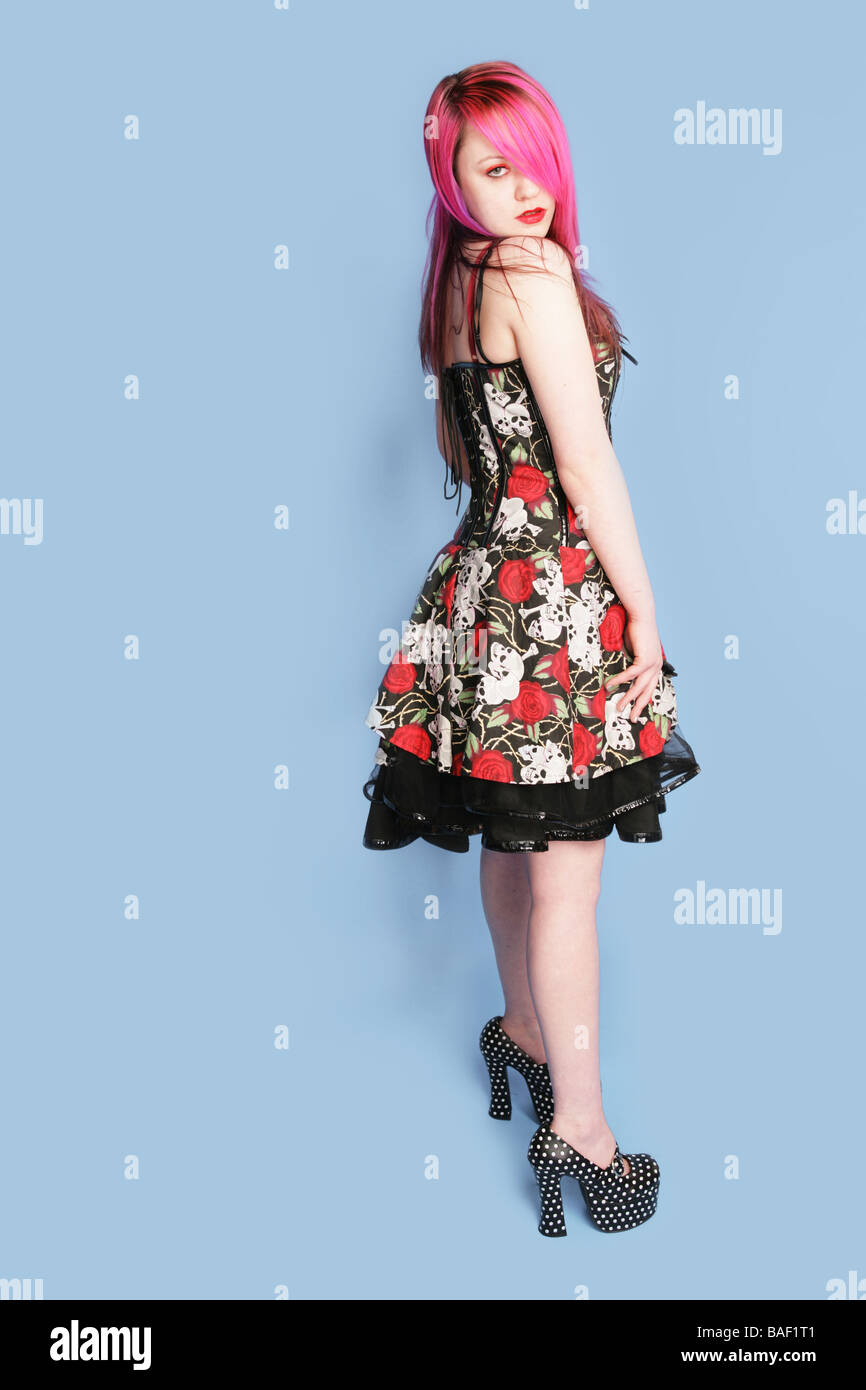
[2,0,863,1301]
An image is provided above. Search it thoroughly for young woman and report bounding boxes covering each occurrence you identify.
[362,61,701,1237]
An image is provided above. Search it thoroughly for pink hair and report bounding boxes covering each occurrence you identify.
[419,61,627,379]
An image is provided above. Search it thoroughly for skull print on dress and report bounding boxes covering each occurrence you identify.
[362,239,701,853]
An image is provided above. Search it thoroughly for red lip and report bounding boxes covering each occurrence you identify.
[516,207,546,223]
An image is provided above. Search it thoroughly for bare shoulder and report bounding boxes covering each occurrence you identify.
[488,235,575,286]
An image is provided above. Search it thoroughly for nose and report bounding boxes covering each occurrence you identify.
[515,176,543,202]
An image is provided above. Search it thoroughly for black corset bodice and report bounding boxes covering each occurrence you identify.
[439,343,633,550]
[437,239,637,550]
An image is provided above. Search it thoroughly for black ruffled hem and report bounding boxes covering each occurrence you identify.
[362,727,701,854]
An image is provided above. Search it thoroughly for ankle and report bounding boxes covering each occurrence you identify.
[500,1012,546,1064]
[550,1115,617,1167]
[502,1009,541,1034]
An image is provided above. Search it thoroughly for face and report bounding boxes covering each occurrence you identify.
[454,121,555,238]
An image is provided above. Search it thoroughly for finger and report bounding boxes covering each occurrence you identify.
[616,683,641,715]
[630,671,663,721]
[629,688,651,720]
[608,664,650,700]
[622,678,648,718]
[619,671,658,718]
[604,664,638,693]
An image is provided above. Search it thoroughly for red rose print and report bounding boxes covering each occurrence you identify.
[507,464,549,507]
[390,724,432,760]
[441,569,457,621]
[550,644,569,691]
[451,751,464,776]
[507,680,556,730]
[599,604,626,651]
[572,722,598,771]
[383,654,417,694]
[473,621,489,663]
[591,684,608,721]
[559,546,586,586]
[566,498,586,539]
[471,748,514,782]
[639,721,665,757]
[498,558,537,602]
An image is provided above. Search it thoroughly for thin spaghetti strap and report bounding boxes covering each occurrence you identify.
[466,240,496,364]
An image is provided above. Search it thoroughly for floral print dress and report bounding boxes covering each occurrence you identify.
[362,240,700,853]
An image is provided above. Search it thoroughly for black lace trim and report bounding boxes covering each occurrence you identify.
[362,725,700,854]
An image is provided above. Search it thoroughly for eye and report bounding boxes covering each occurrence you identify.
[486,165,508,178]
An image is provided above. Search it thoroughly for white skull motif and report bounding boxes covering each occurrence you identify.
[520,556,569,643]
[603,691,637,752]
[452,547,493,630]
[651,674,677,720]
[477,640,537,705]
[483,384,533,438]
[516,739,570,784]
[472,412,499,471]
[492,496,543,545]
[432,712,453,769]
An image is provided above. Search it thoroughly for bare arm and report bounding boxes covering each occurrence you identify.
[496,235,663,719]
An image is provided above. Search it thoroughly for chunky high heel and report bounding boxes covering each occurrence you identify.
[527,1123,660,1237]
[479,1016,554,1125]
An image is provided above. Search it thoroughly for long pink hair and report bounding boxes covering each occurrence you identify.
[419,61,629,380]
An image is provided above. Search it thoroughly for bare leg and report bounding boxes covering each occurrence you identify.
[524,839,630,1173]
[479,846,545,1065]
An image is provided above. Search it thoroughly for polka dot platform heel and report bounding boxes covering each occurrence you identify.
[479,1016,554,1126]
[527,1123,660,1237]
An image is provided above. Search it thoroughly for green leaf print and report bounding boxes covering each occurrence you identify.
[466,731,480,757]
[649,711,670,740]
[553,696,569,719]
[509,442,528,464]
[535,501,553,519]
[487,710,509,728]
[574,695,592,716]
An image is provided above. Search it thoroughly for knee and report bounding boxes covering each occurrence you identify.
[527,866,603,916]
